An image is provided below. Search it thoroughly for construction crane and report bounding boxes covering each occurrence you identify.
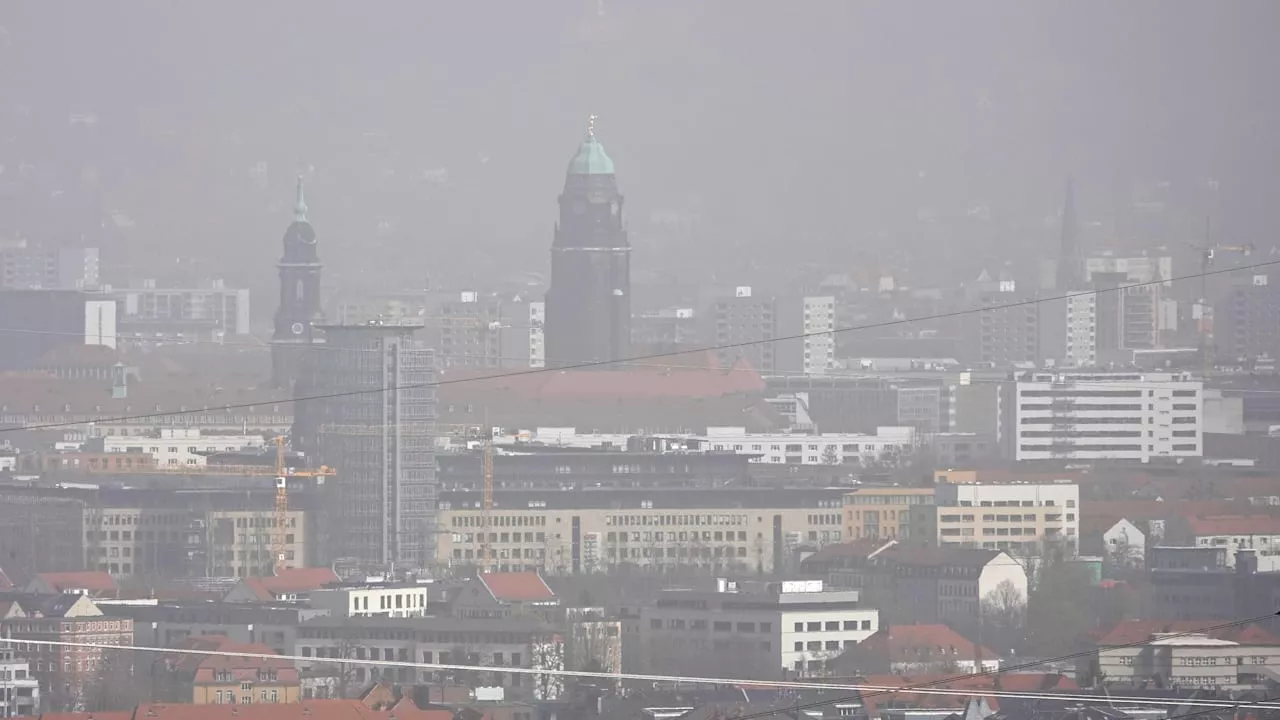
[480,438,494,573]
[270,436,336,574]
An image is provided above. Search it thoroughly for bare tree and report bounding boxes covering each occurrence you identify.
[980,579,1027,654]
[86,647,149,712]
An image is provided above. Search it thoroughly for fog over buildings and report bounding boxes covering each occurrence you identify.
[2,2,1280,718]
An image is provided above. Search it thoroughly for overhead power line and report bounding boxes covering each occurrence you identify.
[3,257,1278,435]
[6,613,1277,712]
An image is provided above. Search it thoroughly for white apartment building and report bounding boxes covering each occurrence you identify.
[802,296,836,376]
[308,583,430,619]
[527,301,546,368]
[1013,371,1202,462]
[1084,254,1173,285]
[106,279,251,338]
[102,428,266,467]
[0,648,40,716]
[499,426,916,466]
[914,482,1080,556]
[635,579,878,678]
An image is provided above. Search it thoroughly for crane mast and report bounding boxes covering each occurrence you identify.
[480,439,494,572]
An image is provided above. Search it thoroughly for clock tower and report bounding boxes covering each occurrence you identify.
[271,176,325,390]
[545,116,631,368]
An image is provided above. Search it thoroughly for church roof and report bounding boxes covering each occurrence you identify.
[566,136,615,176]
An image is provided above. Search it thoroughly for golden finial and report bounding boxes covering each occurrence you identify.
[587,113,598,139]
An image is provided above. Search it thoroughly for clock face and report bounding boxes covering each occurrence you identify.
[291,322,305,335]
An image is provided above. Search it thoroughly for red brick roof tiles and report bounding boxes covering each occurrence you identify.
[478,571,556,602]
[241,567,339,600]
[1182,514,1280,536]
[1094,620,1280,646]
[35,570,117,594]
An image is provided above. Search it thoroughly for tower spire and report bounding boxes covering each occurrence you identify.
[586,113,597,140]
[294,175,308,222]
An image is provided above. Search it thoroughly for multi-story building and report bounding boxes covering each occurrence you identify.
[0,647,40,716]
[107,279,250,341]
[0,242,99,290]
[909,482,1080,557]
[1084,253,1173,286]
[800,296,837,375]
[962,288,1040,367]
[439,446,753,492]
[449,573,559,621]
[1163,514,1280,569]
[1215,270,1280,363]
[99,428,266,468]
[631,307,698,353]
[544,124,631,369]
[843,488,936,541]
[1083,621,1280,688]
[1147,547,1280,622]
[308,583,430,619]
[766,376,946,435]
[436,488,847,575]
[158,636,299,705]
[802,542,1028,630]
[423,291,507,369]
[293,615,563,699]
[0,592,133,712]
[831,624,999,676]
[1012,371,1203,462]
[704,287,777,373]
[118,603,321,657]
[524,301,545,369]
[0,289,116,370]
[297,324,437,570]
[1063,292,1097,366]
[629,579,878,679]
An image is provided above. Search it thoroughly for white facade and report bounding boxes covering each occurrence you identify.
[0,649,40,716]
[499,426,916,466]
[109,281,251,337]
[1103,519,1146,568]
[307,584,429,618]
[802,296,836,376]
[1014,371,1203,462]
[638,580,879,677]
[1084,254,1173,285]
[1064,293,1096,367]
[102,429,266,467]
[84,299,117,349]
[528,301,546,368]
[933,483,1080,554]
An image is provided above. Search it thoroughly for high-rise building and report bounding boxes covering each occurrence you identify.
[544,119,630,369]
[705,286,777,373]
[1215,270,1280,363]
[301,324,436,570]
[0,242,99,290]
[1055,178,1082,292]
[421,291,506,369]
[271,177,325,390]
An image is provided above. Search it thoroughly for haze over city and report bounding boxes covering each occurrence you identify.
[0,2,1279,720]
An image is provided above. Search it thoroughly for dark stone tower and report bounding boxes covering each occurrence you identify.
[271,176,324,390]
[1056,177,1082,291]
[545,116,631,368]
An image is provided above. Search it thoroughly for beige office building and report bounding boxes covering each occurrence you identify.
[437,488,847,575]
[843,488,935,541]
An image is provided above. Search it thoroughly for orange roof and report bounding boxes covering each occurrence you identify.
[241,567,339,600]
[170,636,295,676]
[36,570,117,593]
[1183,514,1280,536]
[848,673,1076,716]
[1095,620,1280,646]
[439,352,764,401]
[479,571,556,602]
[841,624,997,667]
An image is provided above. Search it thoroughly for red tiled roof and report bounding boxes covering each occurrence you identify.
[479,571,556,602]
[1182,514,1280,536]
[170,636,295,676]
[1095,621,1280,647]
[840,624,997,668]
[36,570,117,593]
[439,352,764,401]
[241,567,339,600]
[847,673,1076,717]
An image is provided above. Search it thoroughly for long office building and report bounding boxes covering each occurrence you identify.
[1012,371,1202,463]
[297,324,437,571]
[435,487,847,575]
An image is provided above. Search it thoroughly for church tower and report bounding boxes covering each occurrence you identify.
[545,116,631,368]
[271,176,324,390]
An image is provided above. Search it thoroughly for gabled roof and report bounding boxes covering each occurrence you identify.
[478,571,556,602]
[234,567,339,601]
[0,591,102,618]
[1094,620,1280,647]
[836,625,997,671]
[32,570,117,595]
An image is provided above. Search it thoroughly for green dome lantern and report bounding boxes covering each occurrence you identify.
[566,113,615,176]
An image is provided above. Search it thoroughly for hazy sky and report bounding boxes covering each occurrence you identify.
[2,1,1276,303]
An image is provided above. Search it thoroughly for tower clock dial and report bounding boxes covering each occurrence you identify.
[291,322,305,335]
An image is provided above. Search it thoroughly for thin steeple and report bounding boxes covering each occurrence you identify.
[586,113,598,140]
[294,175,308,222]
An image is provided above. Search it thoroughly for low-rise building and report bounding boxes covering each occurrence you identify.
[98,428,266,468]
[24,570,118,599]
[630,579,879,679]
[223,567,340,603]
[308,582,430,619]
[830,624,999,676]
[450,572,558,621]
[1164,514,1280,569]
[0,647,40,716]
[801,541,1028,630]
[1084,623,1280,688]
[158,635,300,705]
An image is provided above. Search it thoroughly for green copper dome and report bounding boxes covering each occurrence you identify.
[566,137,615,176]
